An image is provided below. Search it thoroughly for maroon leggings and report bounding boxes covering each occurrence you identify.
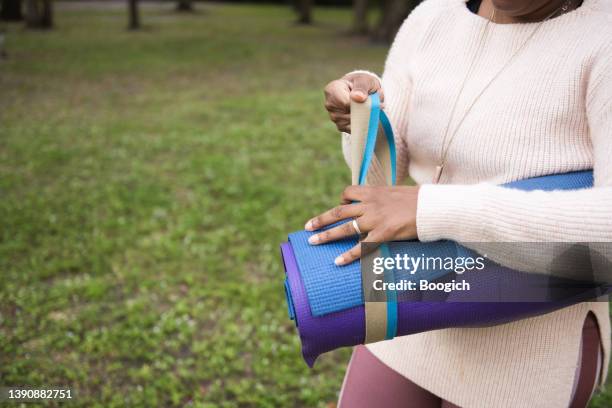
[339,314,601,408]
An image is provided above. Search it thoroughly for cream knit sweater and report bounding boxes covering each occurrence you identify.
[341,0,612,406]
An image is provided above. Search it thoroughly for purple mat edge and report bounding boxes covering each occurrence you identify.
[281,242,581,366]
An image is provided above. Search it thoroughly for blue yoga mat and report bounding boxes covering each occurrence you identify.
[287,170,595,318]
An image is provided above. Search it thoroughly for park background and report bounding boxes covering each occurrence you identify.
[1,1,610,407]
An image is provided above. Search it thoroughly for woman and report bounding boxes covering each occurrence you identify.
[304,0,612,406]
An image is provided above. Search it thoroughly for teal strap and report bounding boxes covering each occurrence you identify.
[379,110,396,186]
[358,92,397,186]
[358,92,382,185]
[358,92,398,340]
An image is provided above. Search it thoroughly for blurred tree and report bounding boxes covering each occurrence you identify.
[176,0,193,12]
[128,0,140,29]
[1,0,23,21]
[0,27,6,58]
[371,0,420,42]
[352,0,368,34]
[24,0,52,29]
[295,0,312,24]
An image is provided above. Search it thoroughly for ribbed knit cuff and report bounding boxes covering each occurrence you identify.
[345,70,382,85]
[416,184,488,242]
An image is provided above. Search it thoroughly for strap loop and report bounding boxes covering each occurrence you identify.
[353,92,398,342]
[357,93,397,186]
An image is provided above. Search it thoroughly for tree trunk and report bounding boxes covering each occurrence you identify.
[0,29,7,58]
[40,0,50,26]
[372,0,420,43]
[176,0,193,12]
[295,0,312,25]
[24,0,52,29]
[352,0,368,34]
[128,0,139,30]
[1,0,23,21]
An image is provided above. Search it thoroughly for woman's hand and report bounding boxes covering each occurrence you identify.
[305,185,420,266]
[324,72,383,133]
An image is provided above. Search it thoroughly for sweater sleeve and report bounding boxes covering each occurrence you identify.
[416,44,612,243]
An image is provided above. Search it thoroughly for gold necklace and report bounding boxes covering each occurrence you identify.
[432,0,575,184]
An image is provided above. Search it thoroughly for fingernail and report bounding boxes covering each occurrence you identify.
[354,91,365,98]
[334,256,345,266]
[308,235,319,245]
[305,220,313,231]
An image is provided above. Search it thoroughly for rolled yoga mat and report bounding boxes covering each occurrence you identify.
[280,93,599,366]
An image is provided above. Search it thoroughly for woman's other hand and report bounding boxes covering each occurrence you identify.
[304,185,419,266]
[324,72,383,133]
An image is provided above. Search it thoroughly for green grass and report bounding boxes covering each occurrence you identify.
[0,3,386,407]
[0,3,609,407]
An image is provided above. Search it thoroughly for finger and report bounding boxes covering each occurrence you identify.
[305,203,364,231]
[335,242,362,266]
[335,119,350,133]
[340,185,372,204]
[346,75,380,103]
[324,80,351,114]
[328,112,350,123]
[308,219,364,245]
[335,230,383,266]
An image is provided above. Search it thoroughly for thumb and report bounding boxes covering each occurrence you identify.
[348,75,379,103]
[350,89,368,103]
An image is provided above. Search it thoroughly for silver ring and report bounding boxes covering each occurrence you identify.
[352,219,362,235]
